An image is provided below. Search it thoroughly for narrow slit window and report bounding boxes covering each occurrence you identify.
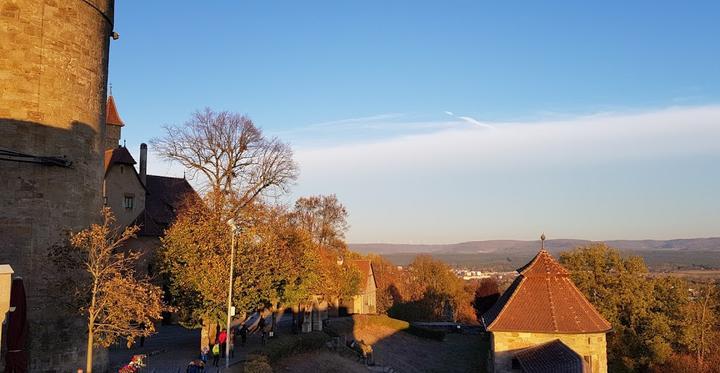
[124,194,134,209]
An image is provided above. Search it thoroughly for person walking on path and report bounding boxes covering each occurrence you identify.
[199,346,209,366]
[239,324,248,347]
[218,329,228,358]
[229,328,236,358]
[257,316,267,345]
[211,343,220,367]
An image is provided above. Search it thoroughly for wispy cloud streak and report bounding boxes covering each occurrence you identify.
[297,105,720,167]
[291,105,720,243]
[444,111,496,130]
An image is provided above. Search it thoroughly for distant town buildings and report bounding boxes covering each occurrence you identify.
[451,268,518,282]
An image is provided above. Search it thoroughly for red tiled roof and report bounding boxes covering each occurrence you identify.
[483,250,611,333]
[106,95,124,127]
[514,339,585,373]
[351,260,376,293]
[517,249,570,277]
[104,146,136,174]
[136,175,197,236]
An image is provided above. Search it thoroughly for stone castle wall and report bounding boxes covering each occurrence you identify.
[491,331,607,373]
[0,0,114,371]
[105,124,121,151]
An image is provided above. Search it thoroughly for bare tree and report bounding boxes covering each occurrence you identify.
[152,108,298,210]
[153,109,297,350]
[292,194,349,248]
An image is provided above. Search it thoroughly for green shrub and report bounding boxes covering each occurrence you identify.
[243,355,272,373]
[252,331,330,362]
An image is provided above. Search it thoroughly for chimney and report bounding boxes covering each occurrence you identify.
[140,143,147,185]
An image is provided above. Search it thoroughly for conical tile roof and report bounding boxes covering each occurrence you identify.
[482,250,611,333]
[106,95,124,126]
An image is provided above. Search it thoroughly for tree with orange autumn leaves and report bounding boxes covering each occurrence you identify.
[291,195,361,304]
[50,208,167,373]
[368,254,476,323]
[160,192,362,347]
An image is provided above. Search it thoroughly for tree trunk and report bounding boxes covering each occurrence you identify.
[86,325,94,373]
[297,303,304,329]
[86,283,98,373]
[201,318,219,349]
[271,310,277,335]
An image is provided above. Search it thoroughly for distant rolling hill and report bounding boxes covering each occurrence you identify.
[349,238,720,255]
[350,237,720,254]
[350,238,720,270]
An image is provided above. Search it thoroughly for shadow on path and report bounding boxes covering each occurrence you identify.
[108,313,291,373]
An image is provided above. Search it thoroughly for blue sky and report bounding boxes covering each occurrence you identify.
[109,1,720,243]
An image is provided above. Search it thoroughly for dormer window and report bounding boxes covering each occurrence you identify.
[124,194,134,209]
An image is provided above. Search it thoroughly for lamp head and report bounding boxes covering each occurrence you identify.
[227,218,237,231]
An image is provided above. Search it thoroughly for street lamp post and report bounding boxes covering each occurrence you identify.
[226,219,238,369]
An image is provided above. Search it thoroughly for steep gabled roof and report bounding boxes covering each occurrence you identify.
[482,250,611,334]
[103,147,147,192]
[106,95,124,126]
[136,175,197,236]
[351,260,377,293]
[104,146,136,174]
[514,339,585,373]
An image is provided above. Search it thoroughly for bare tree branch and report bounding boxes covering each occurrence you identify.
[151,108,298,211]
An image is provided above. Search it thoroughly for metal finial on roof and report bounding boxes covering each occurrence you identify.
[109,82,113,96]
[541,233,546,250]
[123,139,126,148]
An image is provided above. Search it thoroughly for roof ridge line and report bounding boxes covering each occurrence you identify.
[546,277,559,332]
[566,277,612,331]
[486,275,526,331]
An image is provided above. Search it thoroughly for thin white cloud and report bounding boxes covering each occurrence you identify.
[444,110,496,130]
[292,105,720,243]
[456,116,496,130]
[306,113,405,129]
[297,105,720,169]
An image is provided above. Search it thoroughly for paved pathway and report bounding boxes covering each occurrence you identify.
[108,313,292,373]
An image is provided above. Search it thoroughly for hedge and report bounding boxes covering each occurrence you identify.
[250,331,330,362]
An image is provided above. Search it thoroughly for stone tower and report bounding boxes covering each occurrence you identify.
[105,94,125,150]
[0,1,115,371]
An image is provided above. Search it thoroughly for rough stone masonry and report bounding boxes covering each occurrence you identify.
[0,0,115,371]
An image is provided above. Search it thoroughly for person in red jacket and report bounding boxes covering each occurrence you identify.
[218,329,228,358]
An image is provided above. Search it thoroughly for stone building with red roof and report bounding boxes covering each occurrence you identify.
[341,259,378,314]
[482,239,611,373]
[104,145,147,228]
[102,95,198,278]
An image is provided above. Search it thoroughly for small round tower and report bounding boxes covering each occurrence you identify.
[0,0,115,370]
